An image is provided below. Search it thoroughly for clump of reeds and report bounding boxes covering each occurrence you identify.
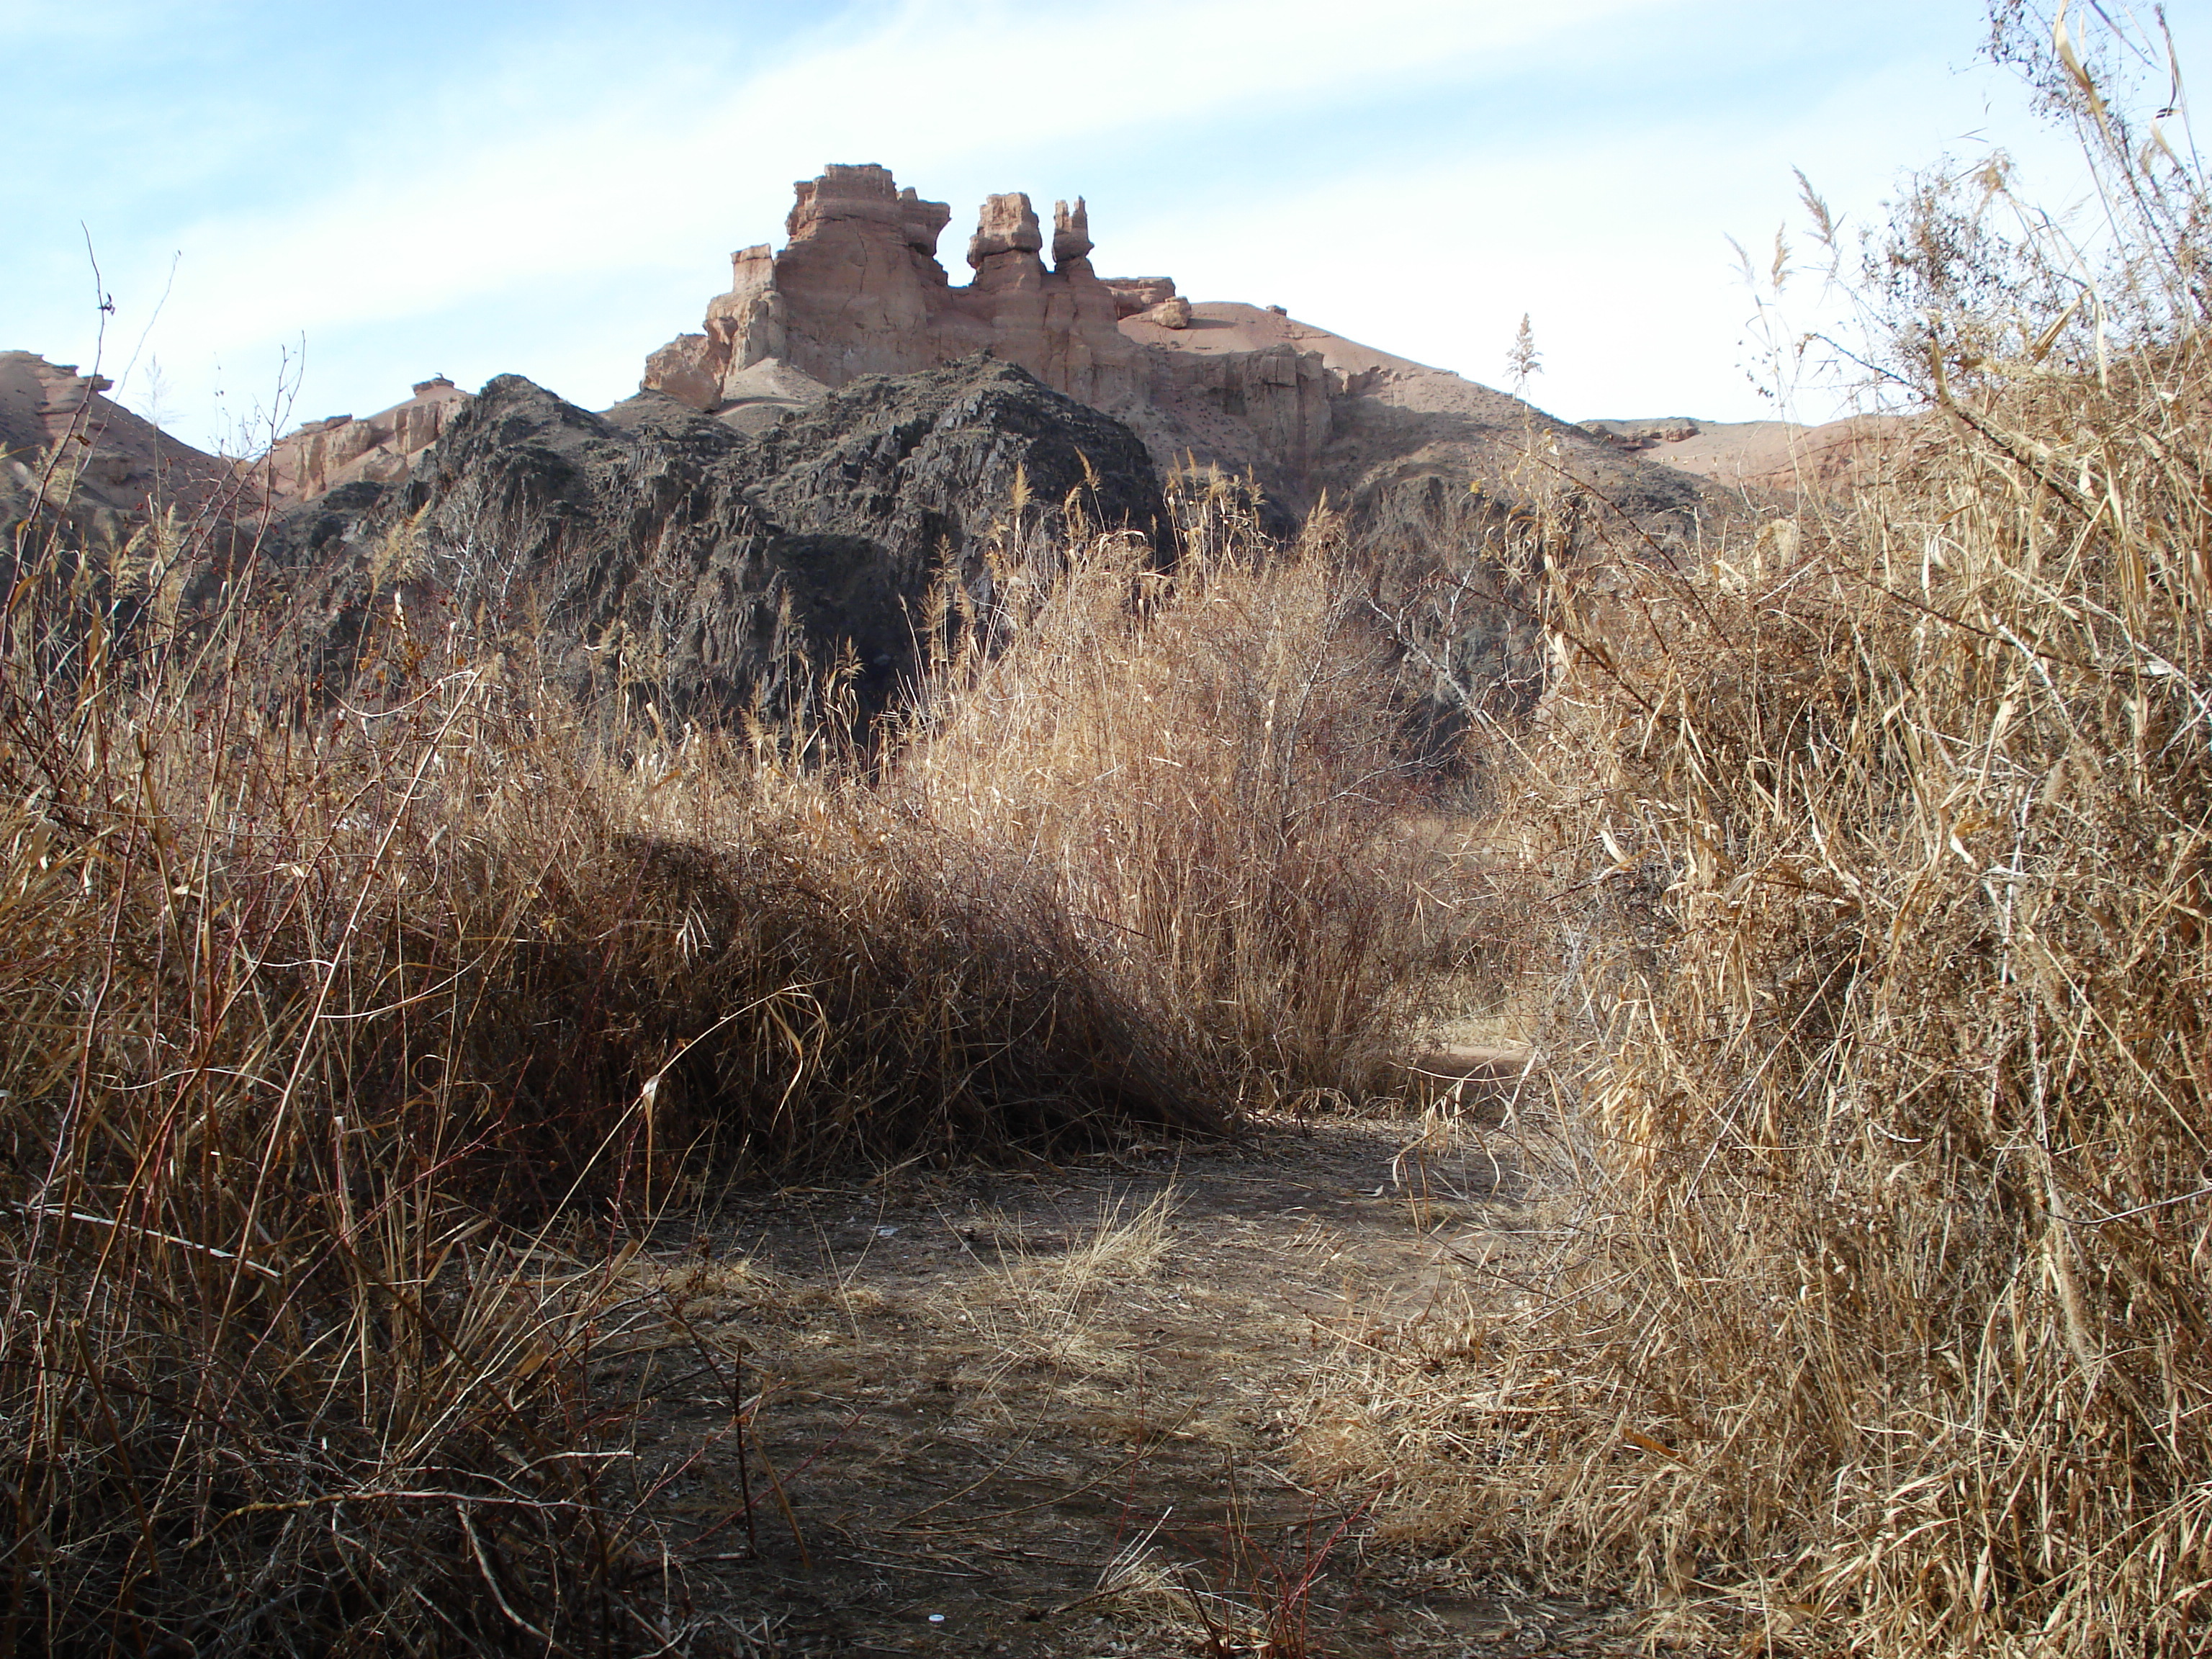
[900,470,1456,1111]
[1318,12,2212,1655]
[0,548,674,1648]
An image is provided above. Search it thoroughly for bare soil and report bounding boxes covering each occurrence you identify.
[594,1068,1643,1657]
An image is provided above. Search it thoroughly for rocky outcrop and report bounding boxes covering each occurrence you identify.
[1051,199,1093,268]
[639,166,1718,545]
[258,357,1169,725]
[643,164,1146,426]
[0,351,236,539]
[968,192,1045,272]
[261,377,469,501]
[1103,278,1177,320]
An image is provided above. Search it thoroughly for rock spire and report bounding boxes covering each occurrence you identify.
[643,164,1143,415]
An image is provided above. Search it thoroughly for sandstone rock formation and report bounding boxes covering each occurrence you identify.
[639,166,1714,542]
[261,376,469,501]
[1148,296,1194,330]
[258,357,1169,726]
[1102,278,1177,319]
[1051,199,1093,267]
[968,191,1044,269]
[642,163,1145,422]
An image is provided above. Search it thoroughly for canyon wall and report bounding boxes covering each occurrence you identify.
[261,377,469,502]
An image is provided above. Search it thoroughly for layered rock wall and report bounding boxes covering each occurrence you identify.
[1148,344,1334,481]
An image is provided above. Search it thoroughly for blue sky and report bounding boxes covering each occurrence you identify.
[5,0,2199,450]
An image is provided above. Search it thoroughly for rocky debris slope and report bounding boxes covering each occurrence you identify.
[258,356,1169,724]
[640,164,1716,539]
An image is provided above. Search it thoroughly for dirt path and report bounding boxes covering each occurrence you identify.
[599,1072,1633,1656]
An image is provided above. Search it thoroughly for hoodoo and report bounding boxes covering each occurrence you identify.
[642,163,1147,425]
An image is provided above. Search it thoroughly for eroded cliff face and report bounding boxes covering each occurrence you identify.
[641,165,1714,539]
[261,377,470,502]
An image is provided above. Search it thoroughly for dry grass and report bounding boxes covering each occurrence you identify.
[950,1188,1182,1385]
[1311,17,2212,1655]
[0,434,1458,1646]
[902,475,1456,1112]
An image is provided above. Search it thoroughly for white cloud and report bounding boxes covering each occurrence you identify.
[5,0,2152,446]
[163,0,1659,333]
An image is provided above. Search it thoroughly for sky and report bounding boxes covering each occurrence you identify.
[4,0,2203,451]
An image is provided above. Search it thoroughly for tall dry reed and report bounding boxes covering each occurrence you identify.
[899,474,1455,1110]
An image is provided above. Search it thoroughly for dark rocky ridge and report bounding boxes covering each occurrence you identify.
[258,356,1169,724]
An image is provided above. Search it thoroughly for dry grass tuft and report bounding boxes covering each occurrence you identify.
[953,1188,1183,1385]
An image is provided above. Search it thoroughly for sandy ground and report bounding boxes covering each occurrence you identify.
[1583,415,1912,493]
[1118,302,1442,377]
[583,1067,1645,1657]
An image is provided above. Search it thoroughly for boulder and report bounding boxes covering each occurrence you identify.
[641,335,724,413]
